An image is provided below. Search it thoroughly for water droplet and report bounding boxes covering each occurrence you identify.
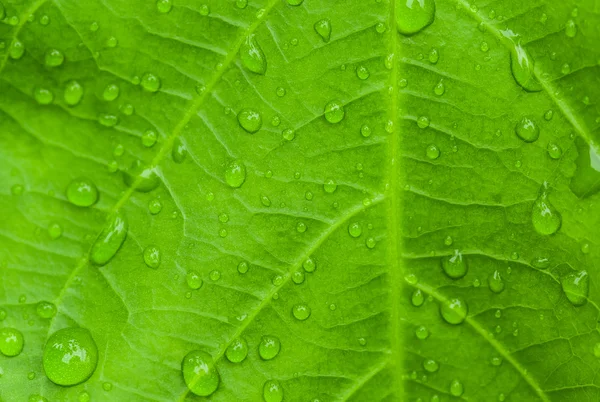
[78,391,90,402]
[415,325,429,339]
[510,44,541,92]
[480,41,489,52]
[323,179,337,193]
[428,48,439,64]
[235,0,247,9]
[237,261,249,274]
[36,301,57,318]
[303,258,316,272]
[395,0,436,35]
[324,100,344,123]
[168,137,187,163]
[28,395,48,402]
[491,356,503,366]
[292,304,311,320]
[423,359,439,372]
[98,113,118,127]
[515,117,539,142]
[561,270,589,306]
[101,84,119,101]
[417,116,430,129]
[181,350,219,396]
[64,81,83,106]
[366,237,376,249]
[440,297,468,324]
[45,48,64,67]
[240,34,266,74]
[237,109,262,133]
[547,142,562,159]
[9,39,25,59]
[348,222,362,238]
[296,222,307,233]
[186,271,202,290]
[141,73,161,92]
[148,198,163,215]
[356,65,370,80]
[156,0,172,13]
[226,338,248,363]
[143,245,161,268]
[43,328,98,386]
[593,343,600,358]
[47,222,62,239]
[292,270,305,284]
[281,128,295,141]
[263,379,283,402]
[259,335,280,360]
[305,191,314,200]
[489,270,505,293]
[570,137,600,198]
[412,289,425,306]
[260,194,271,207]
[66,178,98,207]
[314,19,331,42]
[532,183,561,236]
[565,19,577,38]
[441,250,468,279]
[124,160,160,192]
[426,144,440,160]
[433,80,445,96]
[225,160,246,188]
[544,110,554,121]
[140,129,157,148]
[34,87,53,105]
[276,87,286,97]
[90,212,128,266]
[450,379,464,396]
[209,270,221,281]
[0,327,24,356]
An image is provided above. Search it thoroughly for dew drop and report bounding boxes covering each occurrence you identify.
[156,0,172,13]
[510,44,541,92]
[440,297,468,324]
[260,194,271,207]
[532,182,561,235]
[395,0,436,35]
[142,129,157,148]
[172,137,187,163]
[43,328,98,386]
[263,379,284,402]
[515,117,539,142]
[9,39,25,59]
[324,100,344,123]
[209,270,221,281]
[34,87,53,105]
[561,270,589,306]
[356,65,370,80]
[314,19,331,42]
[287,0,303,5]
[186,271,202,290]
[199,4,210,15]
[411,289,425,307]
[426,144,440,160]
[441,250,467,279]
[450,379,464,396]
[237,261,249,274]
[143,245,161,268]
[124,160,160,192]
[36,301,57,318]
[98,113,118,127]
[226,338,248,363]
[225,160,246,188]
[323,179,337,193]
[101,84,119,101]
[544,110,554,121]
[48,222,62,239]
[303,258,316,272]
[148,198,162,215]
[565,19,577,38]
[366,237,376,249]
[45,48,64,67]
[292,304,311,320]
[417,116,430,129]
[141,73,161,92]
[259,335,280,360]
[64,81,83,106]
[282,128,295,141]
[428,48,439,64]
[433,80,445,96]
[292,270,305,284]
[66,178,98,207]
[90,212,128,266]
[423,359,439,372]
[488,270,505,293]
[547,142,562,159]
[296,222,307,233]
[415,325,429,339]
[236,0,247,9]
[240,34,266,74]
[0,327,24,357]
[181,350,219,396]
[237,108,262,133]
[348,222,362,238]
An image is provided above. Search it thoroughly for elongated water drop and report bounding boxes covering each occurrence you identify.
[240,34,266,74]
[143,245,161,268]
[124,160,160,192]
[181,350,219,396]
[411,289,424,306]
[510,44,541,92]
[515,117,539,142]
[532,182,561,235]
[565,19,577,38]
[66,178,98,207]
[263,380,283,402]
[45,48,64,67]
[561,270,589,306]
[225,338,248,363]
[488,270,505,293]
[440,297,467,324]
[396,0,436,35]
[10,39,25,59]
[259,335,280,360]
[238,109,262,133]
[441,250,467,279]
[450,379,464,396]
[569,137,600,198]
[43,328,98,386]
[0,327,24,356]
[90,212,128,266]
[314,19,331,42]
[64,81,83,106]
[172,137,187,163]
[225,160,246,188]
[324,100,344,123]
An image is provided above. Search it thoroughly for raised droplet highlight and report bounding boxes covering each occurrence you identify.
[181,350,219,396]
[90,212,128,266]
[324,100,344,123]
[263,379,283,402]
[515,117,539,142]
[396,0,436,35]
[259,335,280,360]
[488,270,505,293]
[238,109,262,133]
[0,327,24,357]
[124,160,160,192]
[226,338,248,363]
[66,178,98,207]
[64,81,83,106]
[561,270,589,306]
[314,19,331,42]
[440,297,468,325]
[441,250,467,279]
[240,34,266,74]
[43,328,98,386]
[532,182,561,235]
[225,160,246,188]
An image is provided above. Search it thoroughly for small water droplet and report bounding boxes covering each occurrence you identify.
[124,160,160,192]
[412,289,425,306]
[489,270,505,293]
[303,258,316,272]
[225,338,248,363]
[440,297,468,324]
[395,0,436,35]
[314,19,331,43]
[423,359,439,372]
[415,325,429,339]
[323,179,337,193]
[417,116,430,129]
[324,100,344,123]
[237,108,262,133]
[186,271,203,290]
[565,19,577,38]
[98,113,119,127]
[237,261,249,274]
[66,178,98,207]
[90,212,128,266]
[199,4,210,15]
[142,129,157,147]
[292,270,305,284]
[148,199,162,215]
[515,117,539,142]
[366,237,376,249]
[433,80,445,96]
[532,182,561,235]
[240,34,266,74]
[356,65,370,80]
[348,222,362,238]
[34,87,53,105]
[547,142,562,159]
[263,379,284,402]
[209,270,221,281]
[143,245,161,268]
[450,379,464,396]
[9,39,25,59]
[561,270,589,306]
[235,0,248,9]
[64,81,83,106]
[141,73,161,92]
[441,250,468,279]
[36,301,57,318]
[45,48,64,67]
[426,144,440,160]
[428,48,439,64]
[156,0,172,13]
[259,335,280,360]
[43,328,98,386]
[225,160,246,188]
[181,350,219,396]
[292,304,311,320]
[0,327,24,356]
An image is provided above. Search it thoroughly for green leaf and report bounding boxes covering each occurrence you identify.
[1,0,599,401]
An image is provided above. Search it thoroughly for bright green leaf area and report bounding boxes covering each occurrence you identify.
[1,0,599,401]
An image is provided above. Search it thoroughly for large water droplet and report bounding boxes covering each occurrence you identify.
[532,182,561,235]
[510,44,541,92]
[66,178,98,207]
[292,304,311,320]
[488,270,505,293]
[102,84,119,101]
[324,100,344,123]
[64,81,83,106]
[240,34,266,74]
[515,117,539,142]
[441,250,468,279]
[450,379,464,396]
[43,328,98,386]
[181,350,219,396]
[259,335,280,360]
[0,327,24,356]
[570,137,600,198]
[440,297,468,324]
[124,160,160,192]
[348,222,362,238]
[263,379,284,402]
[314,19,331,42]
[225,160,246,188]
[90,212,128,266]
[395,0,436,35]
[237,108,262,133]
[561,270,589,306]
[411,289,424,306]
[225,338,248,363]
